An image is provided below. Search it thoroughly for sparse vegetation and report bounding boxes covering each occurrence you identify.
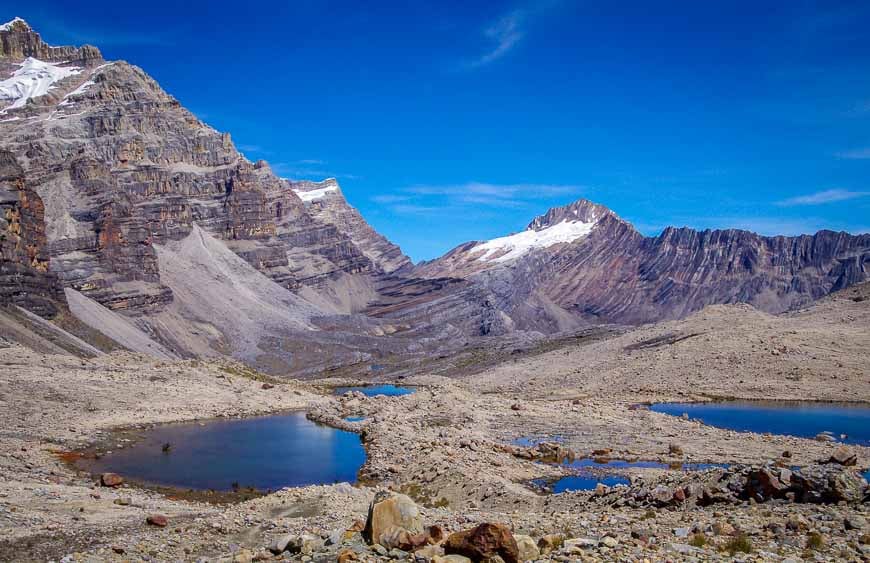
[689,533,707,547]
[723,533,753,555]
[641,509,656,520]
[806,531,824,550]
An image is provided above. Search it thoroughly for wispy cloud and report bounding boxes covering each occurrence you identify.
[270,160,357,181]
[776,189,870,206]
[373,181,584,215]
[238,144,268,155]
[465,10,526,69]
[836,147,870,159]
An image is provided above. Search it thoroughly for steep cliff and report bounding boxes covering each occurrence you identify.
[0,149,62,317]
[291,178,412,274]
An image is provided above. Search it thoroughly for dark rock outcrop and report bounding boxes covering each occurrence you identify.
[0,150,62,316]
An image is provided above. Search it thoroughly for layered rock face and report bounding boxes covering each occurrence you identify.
[416,199,870,326]
[291,178,412,274]
[0,149,62,316]
[0,20,389,316]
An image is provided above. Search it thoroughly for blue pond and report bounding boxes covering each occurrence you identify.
[543,474,629,493]
[651,401,870,446]
[334,384,415,397]
[81,413,366,491]
[541,458,728,492]
[344,416,366,422]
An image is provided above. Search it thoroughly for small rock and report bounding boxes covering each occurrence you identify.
[100,473,124,487]
[146,514,168,527]
[845,515,867,531]
[673,528,690,538]
[600,536,618,548]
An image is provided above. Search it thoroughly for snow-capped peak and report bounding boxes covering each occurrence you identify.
[474,216,598,263]
[0,57,82,111]
[0,17,30,32]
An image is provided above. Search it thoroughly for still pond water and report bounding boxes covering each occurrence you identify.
[333,384,416,397]
[541,458,729,493]
[81,413,366,491]
[651,401,870,446]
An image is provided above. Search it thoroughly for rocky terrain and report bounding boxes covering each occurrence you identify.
[0,282,868,562]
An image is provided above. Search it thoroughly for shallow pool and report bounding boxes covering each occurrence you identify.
[651,401,870,445]
[79,412,366,491]
[333,384,415,397]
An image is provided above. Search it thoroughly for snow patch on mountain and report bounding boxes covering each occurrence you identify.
[293,184,339,202]
[475,218,597,263]
[0,57,81,111]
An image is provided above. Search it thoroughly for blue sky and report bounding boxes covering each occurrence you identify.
[7,0,870,261]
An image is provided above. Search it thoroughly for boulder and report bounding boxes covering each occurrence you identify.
[668,443,684,456]
[536,534,563,555]
[792,465,867,504]
[444,523,519,563]
[432,556,473,563]
[363,492,423,547]
[100,473,124,487]
[513,535,539,561]
[268,534,293,555]
[745,467,789,500]
[828,446,857,466]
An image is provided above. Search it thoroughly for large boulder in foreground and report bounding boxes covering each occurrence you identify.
[363,492,424,549]
[444,523,519,563]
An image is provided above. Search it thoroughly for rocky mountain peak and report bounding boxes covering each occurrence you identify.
[0,17,31,32]
[0,17,102,64]
[526,198,627,231]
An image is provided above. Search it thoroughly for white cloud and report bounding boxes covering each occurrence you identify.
[777,189,870,206]
[466,10,526,68]
[374,181,584,215]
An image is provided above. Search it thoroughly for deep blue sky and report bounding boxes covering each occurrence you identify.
[6,0,870,261]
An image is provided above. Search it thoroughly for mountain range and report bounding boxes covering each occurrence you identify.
[2,18,868,377]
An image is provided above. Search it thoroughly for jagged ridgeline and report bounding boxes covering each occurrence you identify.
[1,17,868,375]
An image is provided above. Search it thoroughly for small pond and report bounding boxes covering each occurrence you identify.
[77,412,366,491]
[333,384,416,397]
[651,401,870,446]
[538,458,728,492]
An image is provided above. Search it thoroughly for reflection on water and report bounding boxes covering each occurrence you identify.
[333,384,415,397]
[79,412,366,491]
[651,401,870,446]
